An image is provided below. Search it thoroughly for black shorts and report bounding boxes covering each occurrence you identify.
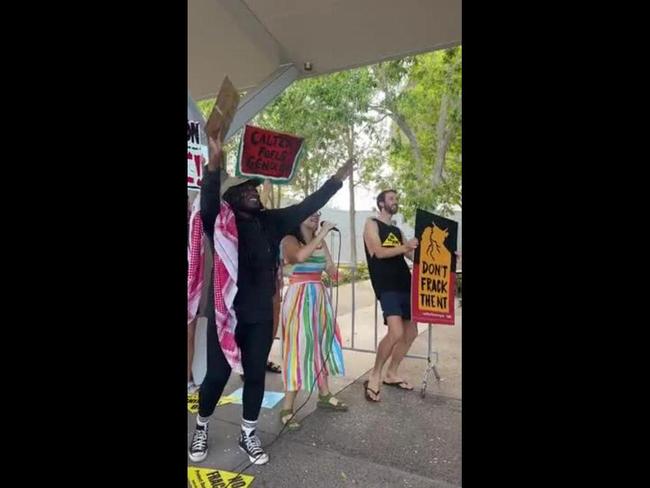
[378,291,411,324]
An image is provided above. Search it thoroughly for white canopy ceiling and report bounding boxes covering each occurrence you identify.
[189,0,461,100]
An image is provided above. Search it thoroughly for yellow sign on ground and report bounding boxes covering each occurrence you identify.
[188,393,237,414]
[188,393,199,414]
[188,467,254,488]
[217,395,237,406]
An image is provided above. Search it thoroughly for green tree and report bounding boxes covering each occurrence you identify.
[258,68,377,268]
[193,46,463,229]
[255,77,340,207]
[369,47,462,223]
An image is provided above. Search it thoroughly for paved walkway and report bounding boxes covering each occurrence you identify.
[188,281,461,487]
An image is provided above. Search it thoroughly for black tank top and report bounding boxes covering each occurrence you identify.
[364,218,411,298]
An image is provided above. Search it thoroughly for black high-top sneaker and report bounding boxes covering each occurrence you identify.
[188,423,209,463]
[238,429,269,465]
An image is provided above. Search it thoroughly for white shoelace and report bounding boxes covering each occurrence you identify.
[243,432,263,455]
[191,427,208,451]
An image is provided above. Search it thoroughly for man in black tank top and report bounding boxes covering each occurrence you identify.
[362,190,419,402]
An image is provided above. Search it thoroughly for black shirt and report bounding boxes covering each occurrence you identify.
[201,169,342,324]
[364,218,412,298]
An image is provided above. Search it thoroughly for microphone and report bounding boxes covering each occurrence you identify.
[320,221,340,232]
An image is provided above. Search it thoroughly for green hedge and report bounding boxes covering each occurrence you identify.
[322,263,370,287]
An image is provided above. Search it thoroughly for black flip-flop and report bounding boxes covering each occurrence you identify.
[382,380,414,391]
[363,380,381,402]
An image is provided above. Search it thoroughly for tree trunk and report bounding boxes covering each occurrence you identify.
[260,179,273,208]
[303,166,311,199]
[275,185,282,208]
[433,52,462,187]
[391,111,424,180]
[433,93,452,188]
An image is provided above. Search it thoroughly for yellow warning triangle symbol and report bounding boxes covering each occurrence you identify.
[382,232,401,247]
[188,467,255,487]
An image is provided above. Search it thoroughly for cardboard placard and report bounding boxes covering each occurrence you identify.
[205,76,240,142]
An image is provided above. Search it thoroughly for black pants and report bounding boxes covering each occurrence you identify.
[198,303,274,421]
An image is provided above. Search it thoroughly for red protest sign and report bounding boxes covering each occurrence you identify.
[236,125,304,184]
